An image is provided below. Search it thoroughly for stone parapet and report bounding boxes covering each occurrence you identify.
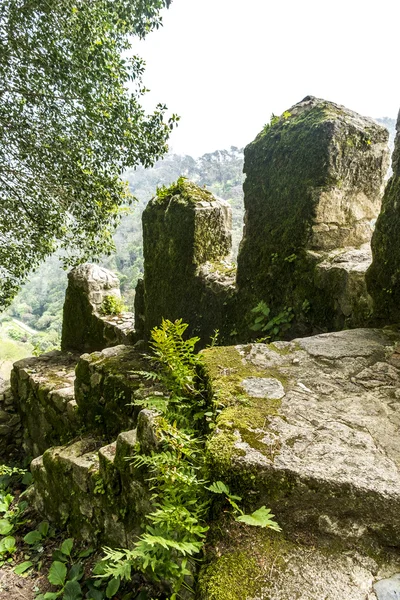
[11,350,80,456]
[138,178,235,344]
[61,263,135,353]
[235,96,389,337]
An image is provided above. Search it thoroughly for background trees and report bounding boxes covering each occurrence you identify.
[0,0,177,309]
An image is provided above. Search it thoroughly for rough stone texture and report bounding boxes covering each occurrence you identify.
[313,243,373,327]
[203,327,400,549]
[138,179,235,344]
[367,111,400,324]
[31,434,150,545]
[374,573,400,599]
[74,344,166,439]
[10,350,80,456]
[61,263,135,353]
[197,524,400,600]
[235,96,389,337]
[0,379,22,458]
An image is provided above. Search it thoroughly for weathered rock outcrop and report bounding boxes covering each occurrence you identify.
[235,96,389,336]
[198,327,400,599]
[203,327,400,547]
[135,178,235,343]
[61,263,135,353]
[367,111,400,322]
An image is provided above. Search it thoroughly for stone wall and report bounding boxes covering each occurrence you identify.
[136,98,390,344]
[61,263,135,353]
[0,379,22,458]
[10,351,80,456]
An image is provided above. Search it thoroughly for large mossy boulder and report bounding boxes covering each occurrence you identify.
[367,111,400,322]
[138,178,235,343]
[235,96,389,336]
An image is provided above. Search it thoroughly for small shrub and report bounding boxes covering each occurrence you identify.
[100,295,124,316]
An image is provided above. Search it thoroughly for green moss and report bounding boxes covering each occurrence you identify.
[154,177,215,206]
[197,523,297,600]
[198,551,260,600]
[202,345,289,476]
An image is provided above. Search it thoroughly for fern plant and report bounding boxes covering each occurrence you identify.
[97,318,280,599]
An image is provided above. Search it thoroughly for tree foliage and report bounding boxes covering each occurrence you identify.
[0,0,177,309]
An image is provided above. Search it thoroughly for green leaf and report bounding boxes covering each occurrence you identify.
[106,577,120,599]
[48,561,68,586]
[0,494,13,512]
[52,549,68,562]
[63,580,82,600]
[77,546,94,558]
[0,519,13,535]
[68,562,84,581]
[24,530,42,545]
[206,481,231,495]
[44,593,62,600]
[14,560,33,575]
[236,506,282,531]
[38,521,49,537]
[22,472,33,486]
[60,538,74,556]
[0,536,16,554]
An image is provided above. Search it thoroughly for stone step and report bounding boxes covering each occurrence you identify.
[75,344,166,438]
[31,427,151,545]
[203,327,400,549]
[31,409,160,545]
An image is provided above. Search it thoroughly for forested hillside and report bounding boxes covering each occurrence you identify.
[2,116,396,356]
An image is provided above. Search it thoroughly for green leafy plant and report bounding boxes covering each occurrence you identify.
[35,538,93,600]
[249,301,294,340]
[0,465,29,565]
[97,319,281,599]
[207,481,281,531]
[100,295,125,316]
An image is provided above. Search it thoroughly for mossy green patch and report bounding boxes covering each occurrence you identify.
[197,521,295,600]
[202,345,288,475]
[154,176,215,206]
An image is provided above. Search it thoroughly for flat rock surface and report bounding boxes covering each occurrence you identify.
[12,350,79,391]
[204,327,400,544]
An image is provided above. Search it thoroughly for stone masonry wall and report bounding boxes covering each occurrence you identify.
[61,263,135,353]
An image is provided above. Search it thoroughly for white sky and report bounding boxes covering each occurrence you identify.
[136,0,400,157]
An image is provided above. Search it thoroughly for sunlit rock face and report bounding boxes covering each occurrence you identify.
[198,327,400,600]
[235,96,389,337]
[367,111,400,323]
